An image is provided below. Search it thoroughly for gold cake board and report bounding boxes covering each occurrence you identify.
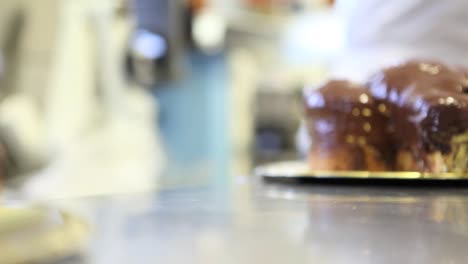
[255,161,468,181]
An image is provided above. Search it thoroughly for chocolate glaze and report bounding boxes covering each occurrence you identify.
[368,61,468,155]
[304,80,393,169]
[305,80,372,112]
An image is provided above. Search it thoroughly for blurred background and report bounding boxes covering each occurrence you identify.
[3,1,468,263]
[0,0,343,198]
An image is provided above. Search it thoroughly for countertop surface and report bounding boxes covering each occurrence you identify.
[50,177,468,264]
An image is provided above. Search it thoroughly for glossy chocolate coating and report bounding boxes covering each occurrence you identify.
[368,61,468,154]
[304,80,391,155]
[305,80,372,112]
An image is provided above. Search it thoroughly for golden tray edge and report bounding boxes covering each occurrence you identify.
[255,161,468,180]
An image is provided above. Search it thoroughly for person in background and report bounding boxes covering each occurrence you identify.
[332,0,468,82]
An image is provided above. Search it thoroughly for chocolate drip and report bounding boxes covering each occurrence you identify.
[368,61,468,155]
[304,80,393,170]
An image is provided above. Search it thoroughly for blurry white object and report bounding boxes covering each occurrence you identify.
[46,0,99,151]
[10,0,166,199]
[333,0,468,82]
[192,8,227,54]
[281,10,345,65]
[0,94,47,170]
[22,98,164,199]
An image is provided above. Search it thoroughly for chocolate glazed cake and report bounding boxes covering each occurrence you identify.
[304,80,393,171]
[368,61,468,173]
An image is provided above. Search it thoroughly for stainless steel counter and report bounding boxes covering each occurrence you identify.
[54,177,468,264]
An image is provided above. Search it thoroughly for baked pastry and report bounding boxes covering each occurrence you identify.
[368,61,468,173]
[304,60,468,173]
[304,80,393,171]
